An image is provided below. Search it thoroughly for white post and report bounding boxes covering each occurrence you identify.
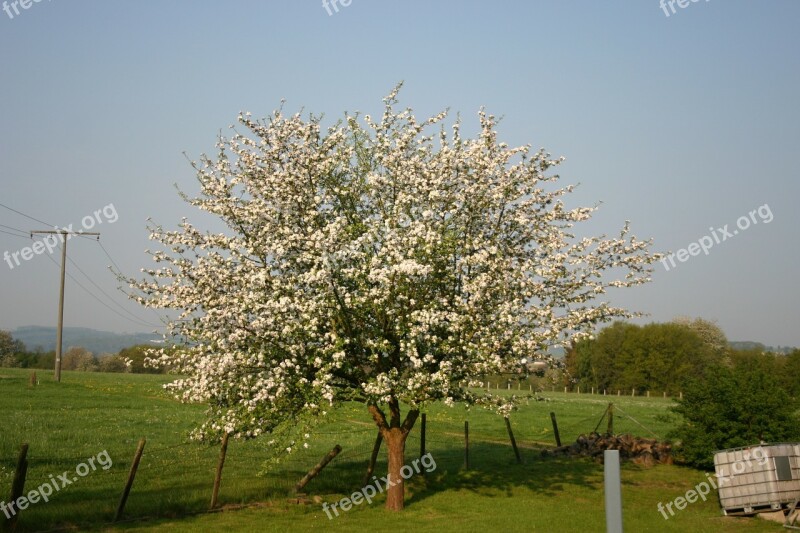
[604,450,623,533]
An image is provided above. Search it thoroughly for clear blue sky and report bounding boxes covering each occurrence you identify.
[1,1,798,346]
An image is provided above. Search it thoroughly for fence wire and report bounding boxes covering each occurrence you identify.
[1,394,674,531]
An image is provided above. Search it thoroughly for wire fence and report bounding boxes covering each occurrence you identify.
[1,397,672,531]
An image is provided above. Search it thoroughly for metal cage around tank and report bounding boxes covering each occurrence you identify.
[714,443,800,517]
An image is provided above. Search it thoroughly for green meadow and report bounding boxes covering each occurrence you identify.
[0,369,782,532]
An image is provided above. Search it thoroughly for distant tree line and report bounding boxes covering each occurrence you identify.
[563,318,800,467]
[0,330,171,374]
[563,317,799,395]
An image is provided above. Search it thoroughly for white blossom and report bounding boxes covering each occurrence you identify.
[126,85,661,445]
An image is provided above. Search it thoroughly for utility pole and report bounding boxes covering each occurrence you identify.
[30,230,100,382]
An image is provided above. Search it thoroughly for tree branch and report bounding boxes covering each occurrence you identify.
[368,404,389,435]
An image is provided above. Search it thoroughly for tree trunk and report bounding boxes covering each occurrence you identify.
[383,427,408,511]
[368,402,419,511]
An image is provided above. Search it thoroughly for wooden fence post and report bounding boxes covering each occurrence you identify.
[363,433,383,486]
[210,432,230,509]
[296,445,341,493]
[464,421,470,470]
[419,414,426,461]
[550,412,562,447]
[115,438,146,522]
[3,443,29,531]
[505,417,522,464]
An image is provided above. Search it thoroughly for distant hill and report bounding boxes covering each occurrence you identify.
[9,326,161,354]
[8,327,792,357]
[730,341,797,354]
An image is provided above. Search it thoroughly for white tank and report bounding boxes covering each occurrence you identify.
[714,443,800,515]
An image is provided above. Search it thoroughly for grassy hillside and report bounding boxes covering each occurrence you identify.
[0,369,781,532]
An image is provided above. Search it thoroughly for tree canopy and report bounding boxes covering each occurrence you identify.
[128,86,661,509]
[0,330,26,367]
[671,358,800,468]
[565,320,727,393]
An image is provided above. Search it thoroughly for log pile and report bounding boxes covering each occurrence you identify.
[543,432,673,467]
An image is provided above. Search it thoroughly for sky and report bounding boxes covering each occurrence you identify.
[0,1,797,347]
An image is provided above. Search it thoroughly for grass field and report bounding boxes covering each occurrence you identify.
[0,368,784,532]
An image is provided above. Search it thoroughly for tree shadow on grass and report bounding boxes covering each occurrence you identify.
[6,439,607,531]
[405,442,603,507]
[293,440,605,510]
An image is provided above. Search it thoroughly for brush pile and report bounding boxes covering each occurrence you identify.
[543,432,673,467]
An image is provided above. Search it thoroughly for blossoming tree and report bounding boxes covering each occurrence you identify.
[130,86,661,510]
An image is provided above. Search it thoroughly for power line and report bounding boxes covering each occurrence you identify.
[41,247,158,330]
[97,240,123,273]
[3,202,167,331]
[94,240,166,325]
[0,203,98,242]
[0,229,30,240]
[0,223,27,234]
[0,202,53,227]
[63,252,161,328]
